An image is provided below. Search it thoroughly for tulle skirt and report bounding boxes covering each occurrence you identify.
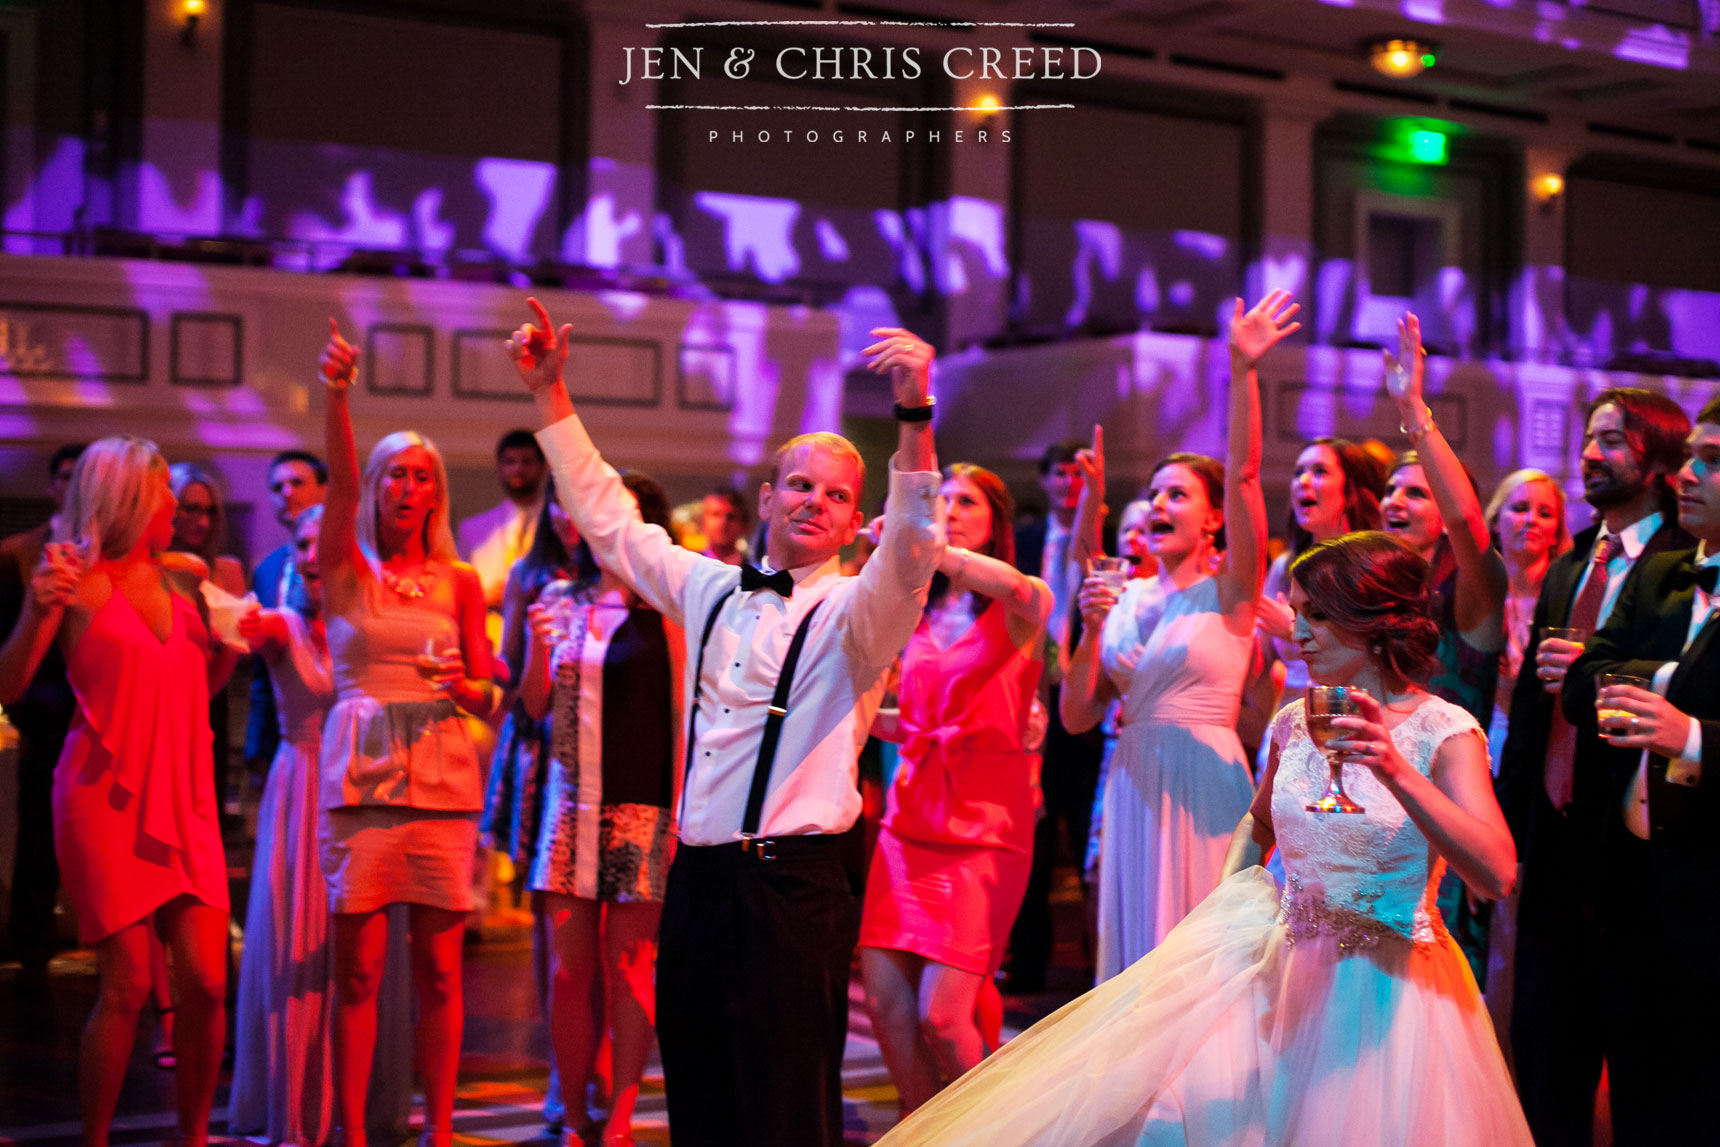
[878,868,1532,1147]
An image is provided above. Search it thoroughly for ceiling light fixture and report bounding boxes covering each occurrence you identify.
[1370,39,1436,79]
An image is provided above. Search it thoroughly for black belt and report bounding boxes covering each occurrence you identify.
[684,834,850,863]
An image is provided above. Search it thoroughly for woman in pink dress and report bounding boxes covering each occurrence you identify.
[859,463,1053,1111]
[0,437,238,1147]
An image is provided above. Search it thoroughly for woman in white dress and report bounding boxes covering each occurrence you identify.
[1061,292,1291,981]
[877,531,1530,1147]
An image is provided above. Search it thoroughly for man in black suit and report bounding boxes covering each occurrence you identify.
[1005,439,1102,991]
[1497,388,1691,1146]
[1561,394,1720,1146]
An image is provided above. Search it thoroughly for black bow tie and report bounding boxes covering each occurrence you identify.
[740,563,794,598]
[1673,563,1720,594]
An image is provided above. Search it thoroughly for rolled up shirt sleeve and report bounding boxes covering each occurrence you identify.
[845,455,943,668]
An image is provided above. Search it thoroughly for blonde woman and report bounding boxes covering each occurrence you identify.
[318,320,495,1147]
[1482,469,1573,769]
[0,437,238,1147]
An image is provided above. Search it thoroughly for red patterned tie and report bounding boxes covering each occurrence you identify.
[1543,534,1622,810]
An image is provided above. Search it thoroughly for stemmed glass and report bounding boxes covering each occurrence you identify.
[1305,684,1366,815]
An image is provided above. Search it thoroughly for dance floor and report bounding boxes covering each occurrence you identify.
[0,881,1091,1145]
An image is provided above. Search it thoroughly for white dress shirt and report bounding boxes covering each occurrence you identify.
[457,498,543,607]
[1624,543,1716,839]
[1571,511,1663,628]
[537,414,942,846]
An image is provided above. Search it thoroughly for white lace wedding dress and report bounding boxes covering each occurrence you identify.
[877,694,1533,1147]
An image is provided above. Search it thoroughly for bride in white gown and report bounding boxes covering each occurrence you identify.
[878,531,1532,1147]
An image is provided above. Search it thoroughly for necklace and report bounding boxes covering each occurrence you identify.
[380,563,438,600]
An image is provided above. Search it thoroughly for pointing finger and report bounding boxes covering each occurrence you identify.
[527,296,553,332]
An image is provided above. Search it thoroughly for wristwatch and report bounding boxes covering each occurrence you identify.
[893,396,936,422]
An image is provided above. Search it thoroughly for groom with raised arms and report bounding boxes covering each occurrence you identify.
[507,298,943,1147]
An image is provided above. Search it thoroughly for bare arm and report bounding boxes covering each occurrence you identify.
[1387,314,1507,649]
[446,563,496,719]
[319,319,364,614]
[519,599,557,722]
[1218,292,1297,617]
[1059,575,1120,734]
[1330,694,1516,900]
[940,547,1052,646]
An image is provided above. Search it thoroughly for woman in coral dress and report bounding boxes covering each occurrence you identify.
[877,532,1531,1147]
[0,437,238,1147]
[859,463,1052,1111]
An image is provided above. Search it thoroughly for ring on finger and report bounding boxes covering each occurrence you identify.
[1630,716,1641,731]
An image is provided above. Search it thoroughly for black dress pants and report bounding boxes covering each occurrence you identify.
[1510,800,1604,1147]
[1597,834,1720,1147]
[656,837,861,1147]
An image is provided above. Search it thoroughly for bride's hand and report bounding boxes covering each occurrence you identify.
[1327,690,1411,785]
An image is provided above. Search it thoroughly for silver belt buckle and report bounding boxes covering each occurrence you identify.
[742,836,776,861]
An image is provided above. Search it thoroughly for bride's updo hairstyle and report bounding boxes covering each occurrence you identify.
[1290,531,1440,683]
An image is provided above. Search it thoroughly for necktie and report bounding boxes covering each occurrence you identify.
[740,563,794,598]
[1543,534,1622,810]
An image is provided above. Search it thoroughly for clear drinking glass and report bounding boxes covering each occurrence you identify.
[1091,556,1130,595]
[1596,672,1650,740]
[1305,684,1366,814]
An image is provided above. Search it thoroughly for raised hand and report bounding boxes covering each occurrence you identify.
[1229,290,1301,370]
[1075,423,1106,509]
[320,318,358,391]
[1383,311,1425,410]
[862,327,933,407]
[507,297,574,394]
[30,542,82,611]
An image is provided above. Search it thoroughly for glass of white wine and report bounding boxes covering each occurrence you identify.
[1091,556,1130,595]
[1305,685,1366,815]
[1596,672,1650,740]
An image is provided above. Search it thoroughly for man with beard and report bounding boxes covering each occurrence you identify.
[1497,386,1691,1146]
[1561,395,1720,1144]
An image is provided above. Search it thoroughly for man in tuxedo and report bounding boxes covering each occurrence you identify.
[1496,388,1691,1145]
[244,450,327,772]
[1561,395,1720,1145]
[1005,440,1103,991]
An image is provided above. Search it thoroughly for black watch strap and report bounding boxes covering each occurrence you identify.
[893,398,936,422]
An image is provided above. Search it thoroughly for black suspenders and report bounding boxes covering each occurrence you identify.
[684,584,825,840]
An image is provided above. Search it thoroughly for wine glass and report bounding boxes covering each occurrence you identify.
[419,636,459,690]
[1305,685,1366,815]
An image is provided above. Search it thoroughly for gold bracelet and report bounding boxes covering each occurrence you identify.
[950,547,970,579]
